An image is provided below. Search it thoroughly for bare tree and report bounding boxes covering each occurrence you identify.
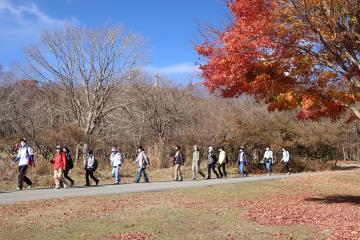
[24,25,144,155]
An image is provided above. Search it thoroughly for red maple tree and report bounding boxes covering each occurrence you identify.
[196,0,360,120]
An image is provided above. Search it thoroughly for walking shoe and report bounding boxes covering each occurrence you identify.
[95,179,99,186]
[16,187,22,191]
[114,182,119,185]
[55,186,61,189]
[27,185,33,190]
[84,184,90,186]
[63,185,68,189]
[70,180,75,187]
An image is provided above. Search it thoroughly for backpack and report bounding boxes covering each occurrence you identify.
[66,153,74,170]
[179,153,185,165]
[26,148,35,167]
[225,155,229,164]
[92,159,98,172]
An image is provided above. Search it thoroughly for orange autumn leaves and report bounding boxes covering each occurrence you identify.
[196,0,360,120]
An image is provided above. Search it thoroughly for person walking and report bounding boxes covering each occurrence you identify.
[191,145,205,180]
[84,150,99,186]
[110,147,123,184]
[263,147,274,176]
[133,146,150,183]
[50,145,68,189]
[14,138,34,191]
[217,146,227,178]
[237,147,247,177]
[63,147,74,186]
[207,146,219,179]
[174,146,185,181]
[280,148,290,175]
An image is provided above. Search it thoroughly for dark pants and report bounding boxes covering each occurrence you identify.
[18,165,32,189]
[284,162,289,173]
[207,163,219,179]
[217,163,227,178]
[135,167,149,183]
[63,169,74,182]
[85,169,98,185]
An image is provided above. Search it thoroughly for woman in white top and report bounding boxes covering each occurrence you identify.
[263,147,274,176]
[133,146,150,183]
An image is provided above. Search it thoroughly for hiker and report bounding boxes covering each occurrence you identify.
[49,145,68,189]
[207,146,219,179]
[110,147,123,184]
[14,138,34,191]
[237,147,248,177]
[63,147,74,186]
[263,147,274,176]
[174,146,185,181]
[280,148,290,175]
[84,150,99,186]
[192,145,206,180]
[217,146,227,178]
[133,145,150,183]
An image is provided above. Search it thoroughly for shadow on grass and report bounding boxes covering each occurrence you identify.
[305,195,360,205]
[334,166,360,171]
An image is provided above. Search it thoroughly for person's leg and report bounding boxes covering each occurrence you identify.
[207,164,211,179]
[174,164,179,181]
[89,170,99,184]
[143,169,149,183]
[285,162,289,174]
[17,165,26,189]
[135,168,142,183]
[197,162,206,178]
[191,162,196,180]
[178,165,183,181]
[265,162,270,175]
[63,169,74,183]
[217,164,223,178]
[222,163,227,178]
[118,166,121,182]
[111,167,116,178]
[54,169,61,188]
[114,166,119,183]
[240,162,244,177]
[211,164,219,178]
[85,169,90,185]
[59,169,68,188]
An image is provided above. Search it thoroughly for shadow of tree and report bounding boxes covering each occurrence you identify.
[305,195,360,205]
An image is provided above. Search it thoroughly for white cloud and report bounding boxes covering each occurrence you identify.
[146,62,200,75]
[0,0,72,37]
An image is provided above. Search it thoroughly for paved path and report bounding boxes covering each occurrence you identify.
[0,173,309,205]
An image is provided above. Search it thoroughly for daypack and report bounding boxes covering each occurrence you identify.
[26,147,35,167]
[92,159,98,172]
[66,153,74,170]
[225,155,229,164]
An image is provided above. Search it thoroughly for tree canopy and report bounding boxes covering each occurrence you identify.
[196,0,360,120]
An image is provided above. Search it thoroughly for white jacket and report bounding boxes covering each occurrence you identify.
[263,150,273,160]
[110,152,123,166]
[17,146,33,166]
[134,151,149,168]
[282,150,290,162]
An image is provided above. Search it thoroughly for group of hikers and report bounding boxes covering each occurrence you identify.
[13,138,291,191]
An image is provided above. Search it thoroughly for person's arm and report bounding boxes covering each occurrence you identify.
[133,153,140,164]
[14,149,21,162]
[62,153,67,169]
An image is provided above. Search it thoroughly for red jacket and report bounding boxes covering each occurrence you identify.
[50,152,67,170]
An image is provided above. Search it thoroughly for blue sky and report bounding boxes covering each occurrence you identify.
[0,0,229,82]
